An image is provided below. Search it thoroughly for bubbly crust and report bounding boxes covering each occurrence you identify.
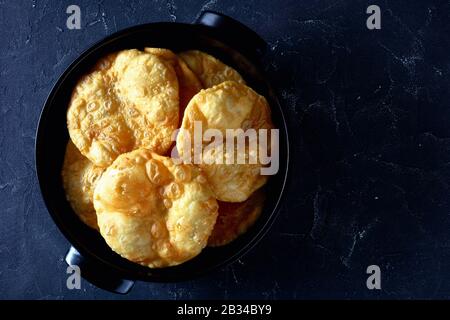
[208,189,265,247]
[93,149,218,268]
[178,50,245,88]
[177,81,273,202]
[143,48,177,61]
[144,48,203,116]
[61,141,104,229]
[67,49,179,167]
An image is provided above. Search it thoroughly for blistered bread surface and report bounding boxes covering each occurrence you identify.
[67,49,179,167]
[208,189,265,247]
[62,141,104,229]
[93,149,218,268]
[177,81,273,202]
[178,50,245,88]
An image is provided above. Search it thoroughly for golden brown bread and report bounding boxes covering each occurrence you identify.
[61,141,104,229]
[93,149,218,268]
[177,81,273,202]
[144,48,203,121]
[178,50,245,88]
[67,49,179,167]
[208,189,265,247]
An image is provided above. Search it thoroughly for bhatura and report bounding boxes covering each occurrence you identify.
[173,120,279,175]
[62,49,277,268]
[177,81,274,202]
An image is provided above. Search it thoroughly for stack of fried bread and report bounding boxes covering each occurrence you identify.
[62,49,273,268]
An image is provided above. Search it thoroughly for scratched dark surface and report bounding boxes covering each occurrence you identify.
[1,0,450,299]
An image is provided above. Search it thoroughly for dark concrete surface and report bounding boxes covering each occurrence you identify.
[1,0,450,299]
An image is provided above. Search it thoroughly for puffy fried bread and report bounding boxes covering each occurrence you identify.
[177,81,273,202]
[145,47,203,116]
[61,141,104,229]
[178,50,245,88]
[67,49,179,167]
[93,149,218,268]
[208,189,265,247]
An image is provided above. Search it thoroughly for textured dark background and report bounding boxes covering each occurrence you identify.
[1,0,450,299]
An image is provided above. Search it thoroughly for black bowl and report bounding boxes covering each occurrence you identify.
[35,11,290,294]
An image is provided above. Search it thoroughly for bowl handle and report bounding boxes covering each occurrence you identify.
[65,246,134,294]
[195,10,268,59]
